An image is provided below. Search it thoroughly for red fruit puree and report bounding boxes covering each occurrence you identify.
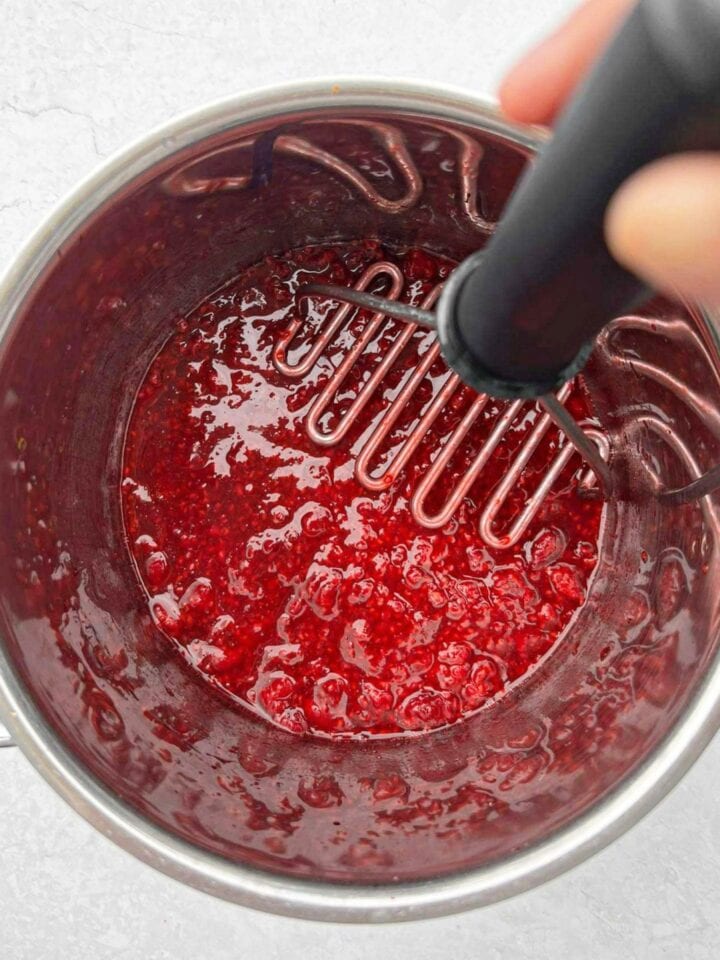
[122,241,603,738]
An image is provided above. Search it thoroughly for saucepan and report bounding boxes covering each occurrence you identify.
[1,79,720,921]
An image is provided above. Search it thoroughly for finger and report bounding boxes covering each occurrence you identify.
[499,0,635,125]
[605,153,720,307]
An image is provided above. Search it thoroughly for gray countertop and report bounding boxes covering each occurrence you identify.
[1,1,719,956]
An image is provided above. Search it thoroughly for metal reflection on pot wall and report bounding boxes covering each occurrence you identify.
[0,85,719,921]
[597,312,720,539]
[161,118,498,233]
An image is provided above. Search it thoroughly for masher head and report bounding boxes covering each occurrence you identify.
[286,268,720,540]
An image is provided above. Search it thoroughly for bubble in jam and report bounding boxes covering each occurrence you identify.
[121,241,603,738]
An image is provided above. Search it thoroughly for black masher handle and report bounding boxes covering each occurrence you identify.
[441,0,720,398]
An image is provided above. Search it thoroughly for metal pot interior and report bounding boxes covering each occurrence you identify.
[1,97,720,888]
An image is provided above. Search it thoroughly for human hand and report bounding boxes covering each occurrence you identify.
[499,0,720,308]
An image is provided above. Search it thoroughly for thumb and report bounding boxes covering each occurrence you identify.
[605,153,720,308]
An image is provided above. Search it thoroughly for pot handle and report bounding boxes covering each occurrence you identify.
[0,721,15,748]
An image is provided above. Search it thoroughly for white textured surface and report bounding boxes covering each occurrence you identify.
[1,1,719,956]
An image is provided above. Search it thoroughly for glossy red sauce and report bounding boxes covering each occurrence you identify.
[122,242,603,738]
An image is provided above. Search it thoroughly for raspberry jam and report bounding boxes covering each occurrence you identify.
[122,242,603,738]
